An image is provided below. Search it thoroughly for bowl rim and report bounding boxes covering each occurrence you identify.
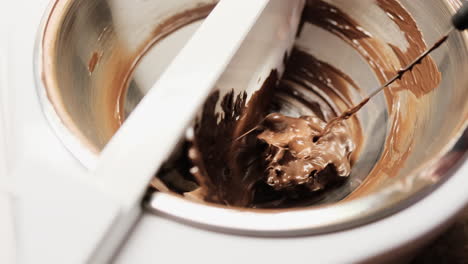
[34,0,468,235]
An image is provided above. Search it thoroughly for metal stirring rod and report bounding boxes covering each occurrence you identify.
[321,1,468,134]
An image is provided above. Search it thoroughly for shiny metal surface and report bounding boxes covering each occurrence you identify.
[35,0,468,235]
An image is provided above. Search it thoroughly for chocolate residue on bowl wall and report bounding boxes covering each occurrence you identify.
[88,52,100,74]
[94,3,217,147]
[112,2,217,127]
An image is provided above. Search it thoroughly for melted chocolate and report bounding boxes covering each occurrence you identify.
[183,50,361,208]
[187,72,279,207]
[258,113,354,191]
[148,0,441,208]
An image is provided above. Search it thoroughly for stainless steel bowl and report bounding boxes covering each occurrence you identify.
[35,0,468,235]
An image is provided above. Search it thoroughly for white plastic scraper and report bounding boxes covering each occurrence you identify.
[89,0,270,262]
[55,0,302,262]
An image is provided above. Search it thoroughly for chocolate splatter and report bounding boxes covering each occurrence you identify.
[88,52,99,74]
